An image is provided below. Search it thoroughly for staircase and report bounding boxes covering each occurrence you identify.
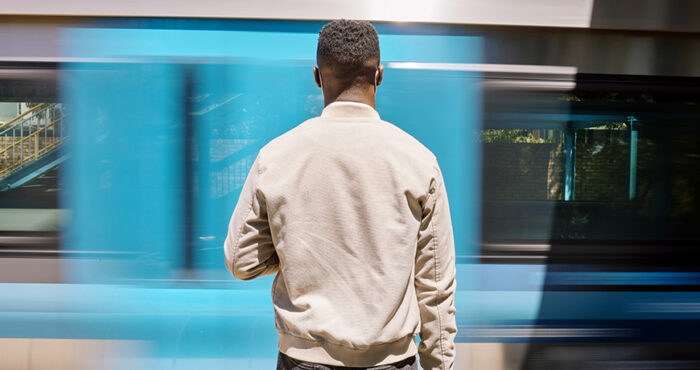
[0,103,65,190]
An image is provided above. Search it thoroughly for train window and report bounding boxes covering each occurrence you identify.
[482,77,700,243]
[633,120,700,240]
[0,102,63,211]
[573,122,629,201]
[0,68,63,283]
[482,128,565,202]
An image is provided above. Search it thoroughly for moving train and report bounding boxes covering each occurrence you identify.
[1,1,699,369]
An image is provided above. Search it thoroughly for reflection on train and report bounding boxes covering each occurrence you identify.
[1,5,700,369]
[481,72,700,369]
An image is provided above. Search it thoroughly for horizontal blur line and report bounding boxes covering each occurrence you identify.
[461,254,546,259]
[0,56,196,64]
[120,278,232,283]
[483,80,576,90]
[482,243,551,252]
[0,56,316,64]
[0,57,128,63]
[0,249,134,255]
[462,325,635,338]
[0,69,57,79]
[387,62,577,75]
[479,255,547,259]
[632,302,700,313]
[0,236,57,246]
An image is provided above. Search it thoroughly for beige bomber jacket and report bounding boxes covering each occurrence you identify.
[224,101,457,370]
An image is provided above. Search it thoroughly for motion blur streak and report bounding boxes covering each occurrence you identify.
[1,1,700,369]
[0,22,481,370]
[388,63,578,75]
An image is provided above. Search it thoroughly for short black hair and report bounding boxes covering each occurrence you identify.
[317,20,380,82]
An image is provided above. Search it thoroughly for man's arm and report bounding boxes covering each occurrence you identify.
[415,162,458,370]
[224,156,279,280]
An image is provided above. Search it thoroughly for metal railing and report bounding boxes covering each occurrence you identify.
[0,103,65,180]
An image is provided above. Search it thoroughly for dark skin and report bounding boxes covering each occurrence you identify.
[313,59,384,109]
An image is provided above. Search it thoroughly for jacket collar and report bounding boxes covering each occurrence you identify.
[321,101,381,120]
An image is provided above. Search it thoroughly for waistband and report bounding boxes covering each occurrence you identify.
[278,333,418,368]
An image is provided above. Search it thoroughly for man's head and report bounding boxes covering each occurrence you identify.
[314,20,384,106]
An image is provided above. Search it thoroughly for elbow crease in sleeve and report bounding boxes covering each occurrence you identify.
[232,199,255,276]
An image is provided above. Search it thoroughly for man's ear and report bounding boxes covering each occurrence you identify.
[376,65,384,87]
[313,66,322,88]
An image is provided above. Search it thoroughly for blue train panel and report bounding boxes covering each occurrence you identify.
[2,17,699,370]
[12,22,483,367]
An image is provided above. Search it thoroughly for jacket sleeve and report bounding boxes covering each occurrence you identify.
[224,156,279,280]
[415,161,458,370]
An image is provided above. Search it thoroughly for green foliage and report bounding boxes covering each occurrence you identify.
[481,129,550,143]
[604,122,627,130]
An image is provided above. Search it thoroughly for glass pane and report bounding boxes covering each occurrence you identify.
[482,128,565,201]
[483,86,700,242]
[574,122,629,201]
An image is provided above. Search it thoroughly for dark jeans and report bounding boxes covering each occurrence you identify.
[276,352,418,370]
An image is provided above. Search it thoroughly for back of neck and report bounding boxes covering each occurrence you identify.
[324,85,375,109]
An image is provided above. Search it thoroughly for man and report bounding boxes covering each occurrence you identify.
[224,20,457,370]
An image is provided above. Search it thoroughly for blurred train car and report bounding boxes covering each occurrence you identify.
[1,1,700,369]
